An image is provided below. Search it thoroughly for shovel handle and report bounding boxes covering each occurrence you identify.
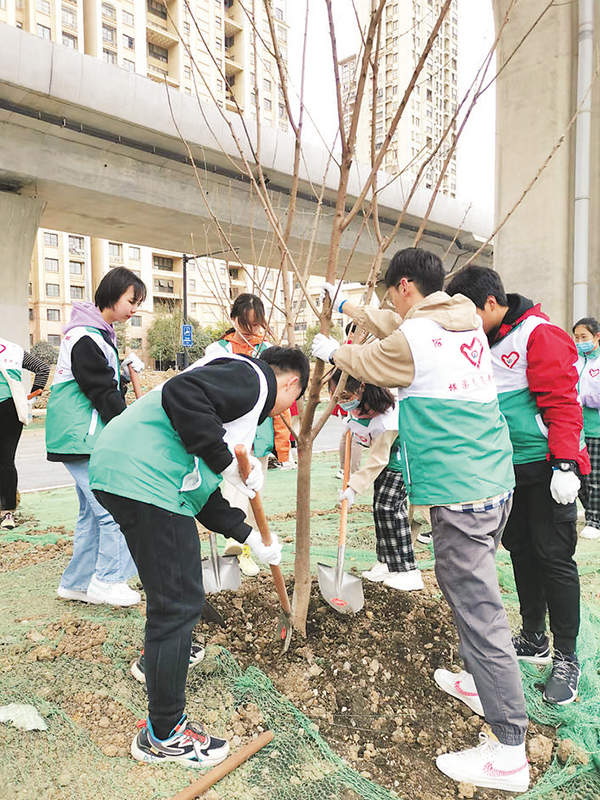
[234,445,292,617]
[339,429,352,548]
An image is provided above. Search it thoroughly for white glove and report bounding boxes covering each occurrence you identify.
[120,352,144,381]
[245,528,282,566]
[550,468,580,505]
[244,454,264,494]
[320,282,349,313]
[312,333,340,363]
[338,486,356,508]
[221,459,256,499]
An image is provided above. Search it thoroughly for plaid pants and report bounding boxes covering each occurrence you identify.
[580,436,600,529]
[373,468,416,572]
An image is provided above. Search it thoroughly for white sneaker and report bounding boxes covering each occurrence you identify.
[434,668,484,716]
[223,538,243,556]
[281,457,297,470]
[436,733,529,793]
[87,575,141,607]
[383,569,424,591]
[239,544,260,577]
[361,561,389,582]
[335,469,344,480]
[580,525,600,539]
[1,512,16,530]
[57,586,101,604]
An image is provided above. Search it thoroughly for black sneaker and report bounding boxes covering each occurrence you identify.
[512,630,552,665]
[543,651,581,705]
[132,714,229,767]
[131,644,205,684]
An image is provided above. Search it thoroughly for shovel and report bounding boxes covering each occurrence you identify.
[317,429,364,614]
[234,445,293,653]
[201,532,241,594]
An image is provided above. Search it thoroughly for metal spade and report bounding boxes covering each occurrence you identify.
[201,532,241,594]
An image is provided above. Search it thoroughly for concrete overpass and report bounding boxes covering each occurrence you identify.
[0,24,492,345]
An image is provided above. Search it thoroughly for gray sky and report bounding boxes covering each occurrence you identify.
[287,0,496,216]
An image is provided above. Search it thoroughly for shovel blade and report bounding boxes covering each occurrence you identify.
[202,555,241,594]
[317,562,364,615]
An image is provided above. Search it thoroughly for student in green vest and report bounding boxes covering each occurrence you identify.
[313,248,529,794]
[0,339,50,530]
[328,369,422,591]
[447,267,589,709]
[89,345,309,768]
[45,267,146,607]
[573,317,600,539]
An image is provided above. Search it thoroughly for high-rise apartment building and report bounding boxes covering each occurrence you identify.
[0,0,296,358]
[340,0,458,198]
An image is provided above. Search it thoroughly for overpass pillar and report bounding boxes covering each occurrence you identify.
[0,193,46,348]
[492,0,577,328]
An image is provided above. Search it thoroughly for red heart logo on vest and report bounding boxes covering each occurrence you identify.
[501,351,519,369]
[590,368,599,378]
[460,338,483,368]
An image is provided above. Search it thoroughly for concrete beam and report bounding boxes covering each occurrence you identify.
[0,192,45,346]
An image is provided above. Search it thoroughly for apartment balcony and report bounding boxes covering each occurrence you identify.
[147,63,180,88]
[223,15,243,38]
[225,92,243,112]
[146,19,178,49]
[224,50,243,77]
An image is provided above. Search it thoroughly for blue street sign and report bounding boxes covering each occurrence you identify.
[182,323,193,347]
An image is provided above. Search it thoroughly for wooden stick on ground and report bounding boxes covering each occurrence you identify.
[168,730,275,800]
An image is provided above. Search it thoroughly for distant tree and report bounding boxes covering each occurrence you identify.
[147,314,228,368]
[302,321,342,359]
[30,340,58,365]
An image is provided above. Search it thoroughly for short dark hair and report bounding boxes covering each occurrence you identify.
[95,267,147,311]
[259,346,310,397]
[384,247,444,296]
[329,369,395,415]
[446,266,508,309]
[573,317,600,336]
[230,293,267,331]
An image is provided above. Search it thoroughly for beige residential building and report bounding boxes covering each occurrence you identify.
[341,0,458,198]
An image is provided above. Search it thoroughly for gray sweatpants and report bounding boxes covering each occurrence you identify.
[431,500,528,746]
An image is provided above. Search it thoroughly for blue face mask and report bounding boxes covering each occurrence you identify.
[577,341,596,355]
[339,399,360,412]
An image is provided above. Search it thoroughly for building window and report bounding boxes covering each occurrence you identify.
[101,1,116,20]
[148,43,168,63]
[48,334,61,347]
[122,9,134,25]
[47,309,61,322]
[130,315,142,327]
[62,32,77,48]
[45,258,59,272]
[103,49,117,65]
[183,21,190,34]
[123,59,135,72]
[153,255,173,271]
[69,262,83,277]
[147,0,167,20]
[69,235,84,253]
[37,24,52,40]
[62,6,76,27]
[37,0,50,13]
[46,283,60,297]
[264,98,272,111]
[108,242,123,259]
[29,308,34,321]
[275,7,284,20]
[154,278,174,293]
[70,285,84,299]
[129,246,140,259]
[123,34,134,49]
[44,232,58,247]
[102,24,116,44]
[189,279,196,292]
[263,78,271,92]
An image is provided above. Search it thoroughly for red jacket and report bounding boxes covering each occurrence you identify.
[491,295,590,475]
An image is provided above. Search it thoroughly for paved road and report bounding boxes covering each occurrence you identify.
[15,413,345,493]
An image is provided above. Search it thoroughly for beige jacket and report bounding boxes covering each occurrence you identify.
[333,291,480,388]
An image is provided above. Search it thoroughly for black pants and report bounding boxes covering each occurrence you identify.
[94,491,204,739]
[0,398,23,512]
[502,478,579,654]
